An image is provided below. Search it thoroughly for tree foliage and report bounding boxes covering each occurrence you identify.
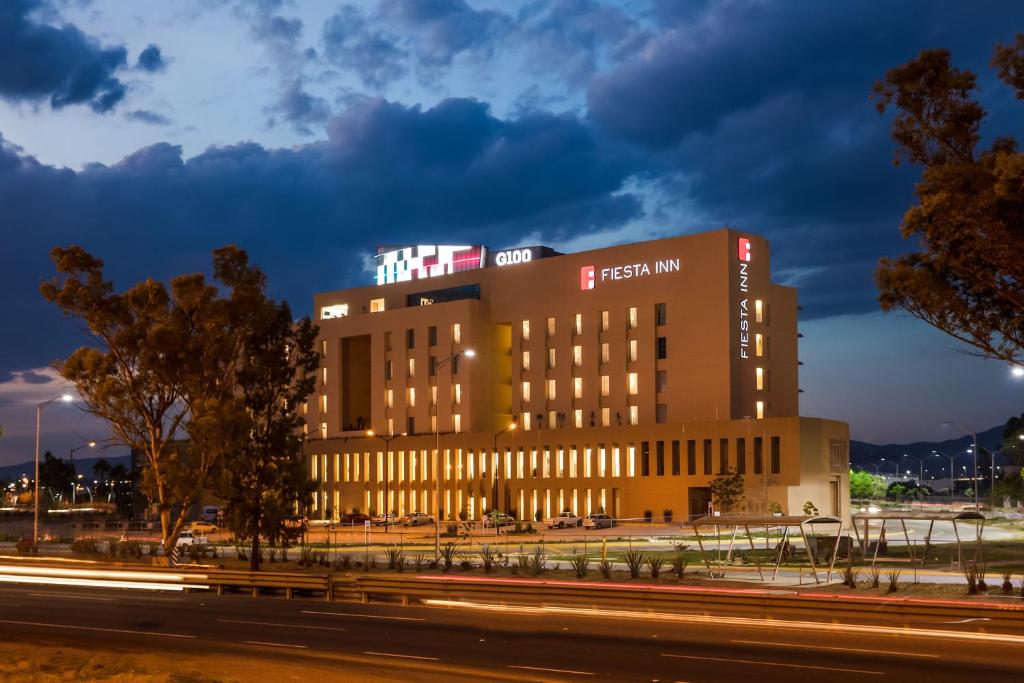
[709,469,745,513]
[40,451,74,501]
[873,35,1024,364]
[849,470,888,499]
[1002,414,1024,467]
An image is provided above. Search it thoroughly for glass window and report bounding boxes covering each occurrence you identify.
[430,385,437,405]
[628,405,638,425]
[522,350,530,370]
[521,320,530,341]
[611,445,620,477]
[756,367,764,390]
[719,438,729,474]
[547,379,556,400]
[453,323,461,343]
[702,439,712,475]
[548,411,557,429]
[408,357,415,377]
[771,436,781,474]
[385,360,393,380]
[406,329,415,349]
[429,356,436,376]
[601,407,610,426]
[574,409,583,428]
[656,403,667,423]
[656,370,667,393]
[454,383,462,404]
[641,441,650,477]
[736,438,746,474]
[656,336,667,360]
[573,377,583,398]
[407,416,415,434]
[628,307,638,329]
[627,445,635,476]
[522,381,531,402]
[655,302,667,326]
[573,345,582,367]
[384,331,392,351]
[453,414,462,433]
[601,310,609,331]
[629,339,638,362]
[628,372,639,395]
[755,333,764,357]
[687,440,696,475]
[546,317,555,337]
[755,300,763,323]
[656,441,665,476]
[407,387,415,407]
[548,348,556,369]
[756,400,765,419]
[754,437,763,474]
[428,326,437,346]
[601,343,610,364]
[601,375,610,396]
[574,313,582,335]
[370,298,385,313]
[671,440,680,475]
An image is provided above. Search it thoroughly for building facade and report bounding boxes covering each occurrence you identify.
[305,229,849,521]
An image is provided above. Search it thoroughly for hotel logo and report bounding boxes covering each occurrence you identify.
[738,237,752,262]
[580,265,596,290]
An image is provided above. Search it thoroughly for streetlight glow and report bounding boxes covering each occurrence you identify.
[463,349,476,357]
[1012,366,1024,377]
[60,394,73,402]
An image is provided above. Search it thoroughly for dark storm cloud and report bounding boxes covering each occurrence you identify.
[136,43,166,72]
[0,0,132,112]
[267,79,330,135]
[125,109,172,125]
[0,97,643,376]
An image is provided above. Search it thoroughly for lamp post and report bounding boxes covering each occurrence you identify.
[491,420,517,530]
[69,441,96,506]
[434,349,474,561]
[901,454,924,509]
[366,430,400,532]
[34,394,74,542]
[943,421,978,508]
[931,450,956,504]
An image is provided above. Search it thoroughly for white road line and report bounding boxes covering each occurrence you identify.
[219,618,346,632]
[302,610,425,622]
[731,640,939,658]
[364,651,439,661]
[942,618,990,624]
[244,641,308,649]
[660,653,884,675]
[508,665,595,676]
[28,592,115,602]
[0,618,195,639]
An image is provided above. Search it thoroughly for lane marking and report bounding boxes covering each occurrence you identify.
[660,653,884,675]
[509,665,595,676]
[942,618,990,624]
[220,618,347,632]
[244,641,308,649]
[364,651,439,661]
[28,592,114,602]
[302,610,425,622]
[0,618,195,639]
[731,640,939,658]
[422,599,1024,646]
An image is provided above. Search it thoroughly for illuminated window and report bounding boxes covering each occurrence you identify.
[370,298,385,313]
[320,422,327,438]
[311,454,318,480]
[547,378,556,400]
[454,383,462,404]
[320,394,328,413]
[543,448,551,477]
[755,333,764,357]
[522,381,531,402]
[408,358,415,377]
[756,401,765,419]
[628,307,638,329]
[320,304,349,320]
[384,332,392,351]
[601,407,610,426]
[547,317,556,337]
[574,409,583,428]
[386,389,394,408]
[629,339,638,362]
[302,401,308,415]
[584,447,592,477]
[531,448,538,476]
[523,412,532,430]
[431,415,437,432]
[454,413,462,432]
[557,448,565,477]
[601,375,610,396]
[756,367,764,391]
[548,411,557,429]
[629,405,638,425]
[321,339,327,355]
[430,385,437,405]
[628,372,639,395]
[521,320,530,341]
[601,310,609,331]
[517,449,525,478]
[407,387,415,407]
[522,350,530,370]
[612,446,621,476]
[573,345,582,367]
[573,377,583,399]
[574,313,582,335]
[387,417,394,435]
[453,323,462,343]
[627,445,635,476]
[342,454,349,482]
[601,343,609,364]
[547,348,556,369]
[569,448,578,477]
[755,300,763,323]
[322,367,328,385]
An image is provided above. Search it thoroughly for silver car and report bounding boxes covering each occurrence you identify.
[583,513,614,529]
[402,512,435,526]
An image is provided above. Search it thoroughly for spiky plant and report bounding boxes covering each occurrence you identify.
[624,549,646,579]
[647,555,667,579]
[886,568,901,593]
[569,553,591,579]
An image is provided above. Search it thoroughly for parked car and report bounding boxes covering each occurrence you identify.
[341,512,370,525]
[175,530,209,547]
[402,512,434,526]
[372,512,399,526]
[200,505,221,523]
[187,520,218,535]
[481,512,515,528]
[544,512,582,529]
[582,513,614,529]
[283,515,309,531]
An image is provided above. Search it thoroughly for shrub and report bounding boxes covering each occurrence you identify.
[268,548,277,563]
[1001,570,1014,594]
[479,544,496,573]
[886,568,901,593]
[662,509,673,523]
[299,547,313,566]
[977,562,989,592]
[963,563,979,595]
[569,553,590,579]
[643,510,653,523]
[843,564,860,589]
[869,566,881,588]
[670,553,688,579]
[385,545,405,571]
[598,558,613,579]
[440,542,459,572]
[367,555,378,570]
[413,553,425,572]
[446,521,459,535]
[71,538,99,555]
[16,537,37,555]
[459,554,473,571]
[528,546,547,576]
[340,554,352,571]
[647,555,666,579]
[624,549,646,579]
[514,553,530,574]
[803,501,819,516]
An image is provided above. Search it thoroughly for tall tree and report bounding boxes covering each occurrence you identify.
[213,247,319,571]
[709,469,745,513]
[41,247,252,556]
[39,451,74,502]
[873,35,1024,364]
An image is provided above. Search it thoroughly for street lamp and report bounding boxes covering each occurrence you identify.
[69,441,96,506]
[931,450,956,503]
[901,454,924,509]
[366,430,401,532]
[1011,366,1024,377]
[943,421,978,508]
[491,420,517,528]
[34,393,74,542]
[433,348,474,561]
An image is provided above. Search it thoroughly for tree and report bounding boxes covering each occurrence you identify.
[873,35,1024,364]
[1002,414,1024,467]
[709,469,745,513]
[849,470,888,499]
[39,451,74,502]
[41,246,254,556]
[92,458,111,495]
[213,248,319,571]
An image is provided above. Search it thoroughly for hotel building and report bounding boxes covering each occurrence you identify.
[304,229,849,522]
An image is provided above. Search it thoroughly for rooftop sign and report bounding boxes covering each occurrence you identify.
[375,245,486,285]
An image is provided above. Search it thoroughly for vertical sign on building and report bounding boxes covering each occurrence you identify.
[738,237,751,359]
[580,265,595,290]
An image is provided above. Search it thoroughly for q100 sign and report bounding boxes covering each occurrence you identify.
[375,245,487,285]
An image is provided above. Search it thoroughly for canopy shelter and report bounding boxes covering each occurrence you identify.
[850,510,985,568]
[688,515,844,584]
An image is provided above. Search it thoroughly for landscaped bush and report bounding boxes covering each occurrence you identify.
[963,563,979,595]
[662,509,673,523]
[71,538,99,555]
[869,566,881,588]
[16,537,37,555]
[479,545,496,573]
[598,558,613,579]
[643,510,653,523]
[886,568,901,593]
[977,562,989,592]
[528,546,547,576]
[569,553,590,579]
[413,553,425,572]
[1002,570,1014,595]
[624,549,646,579]
[440,542,458,572]
[646,555,666,578]
[843,563,860,588]
[385,545,405,570]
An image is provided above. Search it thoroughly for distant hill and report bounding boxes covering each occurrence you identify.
[0,454,132,483]
[851,424,1006,469]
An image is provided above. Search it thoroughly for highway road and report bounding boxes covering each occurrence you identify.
[0,583,1021,681]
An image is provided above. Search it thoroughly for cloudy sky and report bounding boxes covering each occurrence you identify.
[0,0,1022,467]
